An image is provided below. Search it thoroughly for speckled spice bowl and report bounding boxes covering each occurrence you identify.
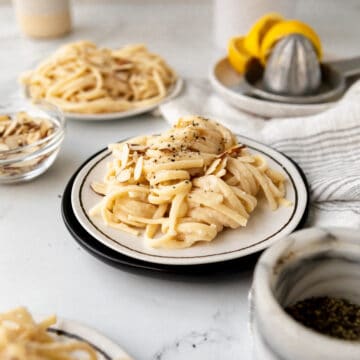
[250,227,360,360]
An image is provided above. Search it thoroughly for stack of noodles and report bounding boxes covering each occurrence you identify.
[20,41,177,114]
[90,116,287,249]
[0,307,97,360]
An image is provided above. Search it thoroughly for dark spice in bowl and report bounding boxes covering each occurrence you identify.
[286,296,360,341]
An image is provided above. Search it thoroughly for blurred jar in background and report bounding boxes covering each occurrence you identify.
[13,0,72,38]
[214,0,292,50]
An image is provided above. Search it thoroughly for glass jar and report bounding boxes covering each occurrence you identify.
[13,0,72,39]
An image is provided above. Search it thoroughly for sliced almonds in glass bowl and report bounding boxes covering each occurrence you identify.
[0,101,65,183]
[0,112,54,150]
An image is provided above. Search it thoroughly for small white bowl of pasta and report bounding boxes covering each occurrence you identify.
[0,100,65,184]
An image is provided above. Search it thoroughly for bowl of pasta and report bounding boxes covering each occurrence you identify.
[0,307,132,360]
[0,100,65,183]
[20,41,181,121]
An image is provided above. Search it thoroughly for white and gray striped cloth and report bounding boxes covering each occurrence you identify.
[159,79,360,229]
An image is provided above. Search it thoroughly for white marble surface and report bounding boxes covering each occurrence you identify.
[0,1,359,359]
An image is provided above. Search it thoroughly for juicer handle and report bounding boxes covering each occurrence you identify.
[326,57,360,77]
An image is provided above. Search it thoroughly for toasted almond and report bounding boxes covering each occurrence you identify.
[216,169,227,177]
[5,136,19,148]
[120,143,129,169]
[128,144,148,152]
[134,156,143,180]
[214,157,228,175]
[116,168,131,182]
[91,182,107,196]
[3,120,17,137]
[216,144,246,158]
[205,158,221,175]
[27,132,41,144]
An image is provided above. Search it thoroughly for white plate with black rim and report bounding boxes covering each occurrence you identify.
[42,317,132,360]
[23,78,183,121]
[69,134,309,267]
[209,57,338,118]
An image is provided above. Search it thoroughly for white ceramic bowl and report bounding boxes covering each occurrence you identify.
[251,227,360,360]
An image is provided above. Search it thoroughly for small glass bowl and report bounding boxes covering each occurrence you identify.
[0,100,65,184]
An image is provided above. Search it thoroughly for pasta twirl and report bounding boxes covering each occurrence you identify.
[0,307,98,360]
[20,41,177,114]
[90,116,289,249]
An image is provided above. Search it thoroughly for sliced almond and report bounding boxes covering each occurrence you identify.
[40,121,51,137]
[5,136,19,148]
[27,132,41,144]
[205,158,221,175]
[134,156,143,181]
[216,169,227,178]
[120,143,129,169]
[216,144,246,158]
[214,157,228,176]
[128,144,148,152]
[3,120,17,137]
[91,182,107,196]
[116,168,131,182]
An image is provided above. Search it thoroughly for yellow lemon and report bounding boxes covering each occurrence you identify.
[227,36,253,74]
[260,20,322,64]
[244,13,284,57]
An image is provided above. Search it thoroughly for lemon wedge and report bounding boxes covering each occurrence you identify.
[260,20,322,64]
[227,36,253,74]
[244,13,284,57]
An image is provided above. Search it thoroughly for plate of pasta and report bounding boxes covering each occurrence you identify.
[20,41,181,121]
[69,116,308,266]
[0,307,132,360]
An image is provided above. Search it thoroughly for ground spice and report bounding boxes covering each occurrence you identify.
[285,296,360,341]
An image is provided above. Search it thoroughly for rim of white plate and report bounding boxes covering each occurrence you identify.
[23,77,183,121]
[33,316,133,360]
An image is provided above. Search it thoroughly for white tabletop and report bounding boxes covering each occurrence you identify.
[0,1,359,359]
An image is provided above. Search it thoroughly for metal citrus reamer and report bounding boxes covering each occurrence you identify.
[234,34,360,104]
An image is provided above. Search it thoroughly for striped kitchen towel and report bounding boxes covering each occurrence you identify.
[159,79,360,228]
